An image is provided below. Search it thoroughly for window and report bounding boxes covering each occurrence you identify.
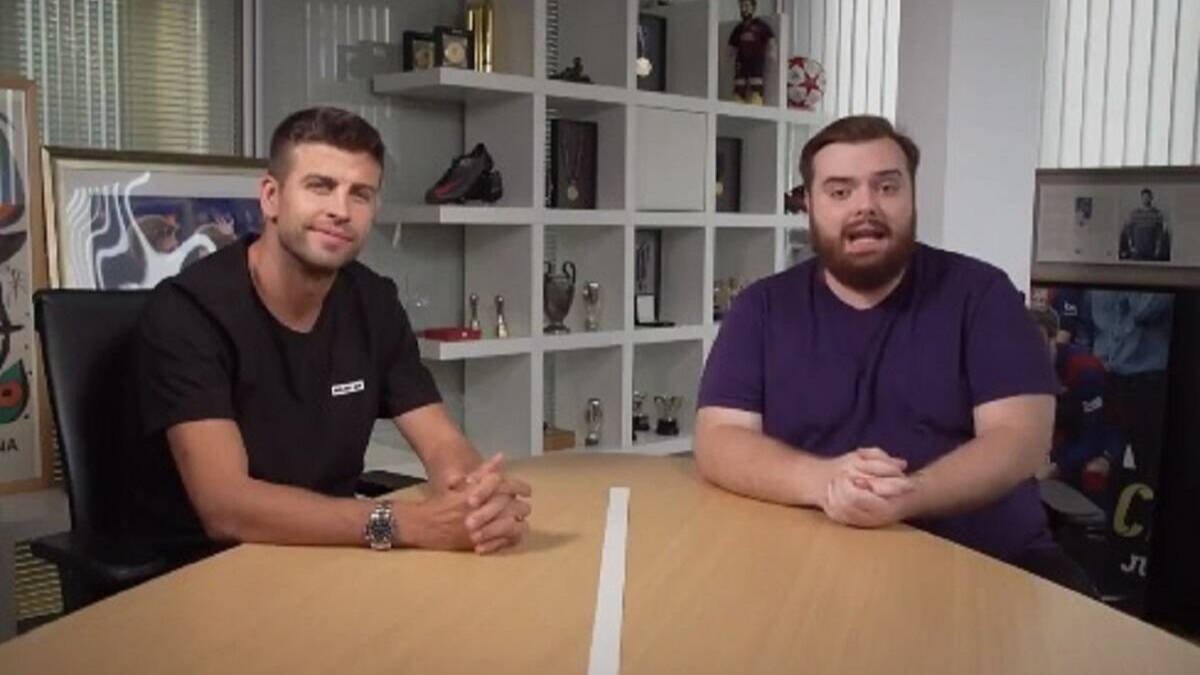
[0,0,244,154]
[1040,0,1200,168]
[793,0,900,120]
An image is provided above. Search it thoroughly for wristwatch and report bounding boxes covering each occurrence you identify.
[364,500,395,551]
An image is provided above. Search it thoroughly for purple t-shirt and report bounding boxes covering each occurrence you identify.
[698,244,1056,561]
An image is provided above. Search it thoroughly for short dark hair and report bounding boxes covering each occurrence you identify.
[798,115,920,196]
[268,106,385,180]
[1141,188,1153,198]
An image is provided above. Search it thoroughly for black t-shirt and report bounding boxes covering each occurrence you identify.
[129,237,440,550]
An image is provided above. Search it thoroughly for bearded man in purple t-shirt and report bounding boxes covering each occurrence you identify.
[695,115,1095,595]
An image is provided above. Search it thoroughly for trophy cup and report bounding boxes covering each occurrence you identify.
[654,395,682,436]
[584,398,603,447]
[495,294,509,338]
[632,391,650,433]
[544,260,577,334]
[582,281,601,332]
[468,292,481,332]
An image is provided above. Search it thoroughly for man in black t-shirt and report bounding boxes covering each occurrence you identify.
[133,107,531,559]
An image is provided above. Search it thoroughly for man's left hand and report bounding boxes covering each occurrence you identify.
[446,454,533,554]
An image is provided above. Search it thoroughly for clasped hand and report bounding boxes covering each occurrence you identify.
[821,447,917,528]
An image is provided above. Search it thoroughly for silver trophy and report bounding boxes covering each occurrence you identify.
[632,390,650,432]
[495,294,509,338]
[654,394,682,436]
[543,260,577,334]
[585,397,603,446]
[468,292,481,332]
[581,281,601,332]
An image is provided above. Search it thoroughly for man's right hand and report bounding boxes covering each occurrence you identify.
[395,491,476,551]
[819,447,916,527]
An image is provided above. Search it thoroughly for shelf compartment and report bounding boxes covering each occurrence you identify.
[544,346,623,452]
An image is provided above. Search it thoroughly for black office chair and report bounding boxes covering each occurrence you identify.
[30,289,171,612]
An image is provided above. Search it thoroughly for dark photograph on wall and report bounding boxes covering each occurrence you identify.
[1030,283,1174,615]
[637,13,667,92]
[715,136,742,213]
[549,119,598,209]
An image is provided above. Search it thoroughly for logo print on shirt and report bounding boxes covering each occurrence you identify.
[331,379,365,397]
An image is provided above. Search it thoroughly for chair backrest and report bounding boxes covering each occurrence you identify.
[35,289,152,534]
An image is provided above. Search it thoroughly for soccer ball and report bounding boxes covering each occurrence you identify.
[787,56,825,111]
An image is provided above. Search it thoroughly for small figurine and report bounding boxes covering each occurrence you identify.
[728,0,775,105]
[550,56,593,84]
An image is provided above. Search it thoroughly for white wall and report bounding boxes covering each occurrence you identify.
[896,0,1047,294]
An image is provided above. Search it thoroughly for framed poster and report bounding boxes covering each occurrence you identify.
[1034,167,1200,288]
[0,76,52,493]
[42,147,265,290]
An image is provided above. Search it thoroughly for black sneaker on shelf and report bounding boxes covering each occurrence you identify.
[425,143,496,204]
[464,169,504,204]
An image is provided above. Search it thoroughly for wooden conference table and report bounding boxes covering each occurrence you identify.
[0,453,1198,674]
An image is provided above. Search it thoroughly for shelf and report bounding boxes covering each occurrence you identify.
[544,80,630,108]
[418,337,533,361]
[632,325,708,344]
[373,68,535,102]
[634,212,707,227]
[630,434,693,456]
[712,213,788,229]
[712,99,784,121]
[541,330,625,352]
[383,205,536,225]
[543,209,626,226]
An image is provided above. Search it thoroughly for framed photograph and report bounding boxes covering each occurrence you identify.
[42,147,266,290]
[1034,167,1200,288]
[634,228,661,325]
[0,76,53,493]
[637,13,667,92]
[549,119,598,209]
[403,31,436,71]
[433,26,473,70]
[715,136,742,213]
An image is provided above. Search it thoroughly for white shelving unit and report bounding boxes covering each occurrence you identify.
[369,0,828,460]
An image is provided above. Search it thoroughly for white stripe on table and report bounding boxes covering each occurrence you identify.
[588,487,631,675]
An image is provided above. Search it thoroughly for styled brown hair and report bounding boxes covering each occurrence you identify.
[798,115,920,198]
[268,106,385,180]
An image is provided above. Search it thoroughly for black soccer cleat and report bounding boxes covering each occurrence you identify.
[425,143,496,204]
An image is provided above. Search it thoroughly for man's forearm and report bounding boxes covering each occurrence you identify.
[418,435,484,489]
[196,478,376,546]
[695,424,828,507]
[901,429,1047,519]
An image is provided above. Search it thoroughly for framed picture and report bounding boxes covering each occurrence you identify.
[549,119,598,209]
[0,76,53,493]
[433,26,473,70]
[42,147,266,290]
[403,31,436,71]
[715,136,742,213]
[634,228,662,325]
[637,14,667,92]
[1033,167,1200,288]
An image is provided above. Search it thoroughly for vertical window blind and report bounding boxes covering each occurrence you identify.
[1040,0,1200,167]
[797,0,900,121]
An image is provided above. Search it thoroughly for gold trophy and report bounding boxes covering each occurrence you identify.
[467,0,494,72]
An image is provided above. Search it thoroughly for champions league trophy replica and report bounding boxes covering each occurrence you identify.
[544,260,577,334]
[728,0,775,105]
[582,281,601,332]
[585,398,603,447]
[654,395,682,437]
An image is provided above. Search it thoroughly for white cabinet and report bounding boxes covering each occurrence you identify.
[368,0,829,462]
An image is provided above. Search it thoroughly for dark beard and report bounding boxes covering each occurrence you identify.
[810,213,917,293]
